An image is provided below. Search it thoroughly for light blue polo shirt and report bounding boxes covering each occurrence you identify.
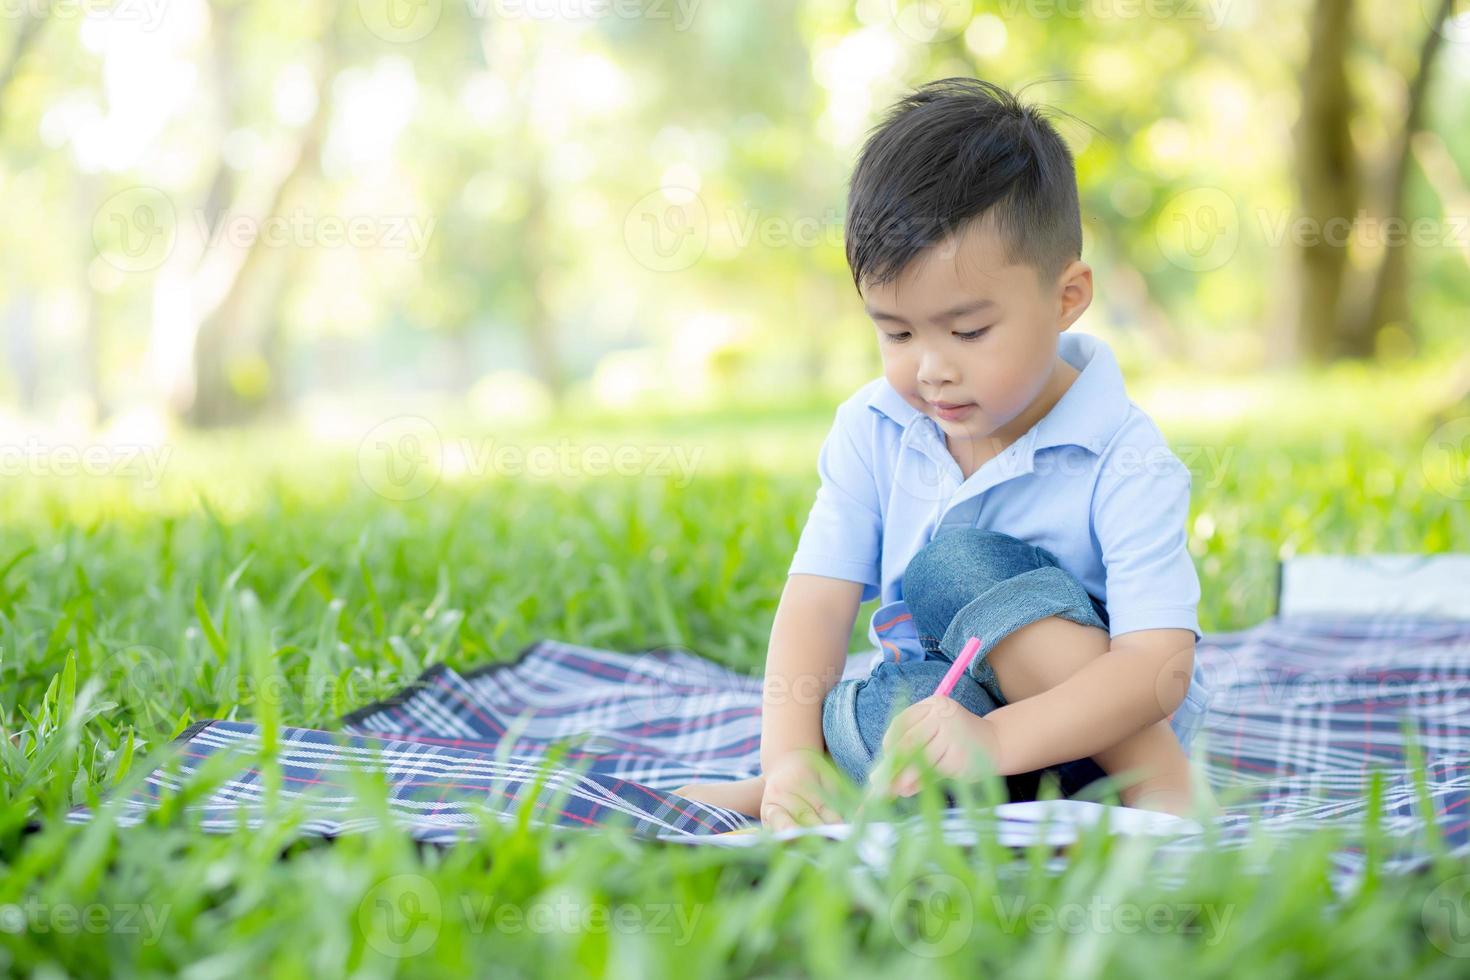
[788,330,1204,667]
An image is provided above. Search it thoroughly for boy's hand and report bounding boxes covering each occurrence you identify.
[876,695,1002,798]
[759,748,845,832]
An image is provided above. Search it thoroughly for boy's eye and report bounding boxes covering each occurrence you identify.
[880,326,991,343]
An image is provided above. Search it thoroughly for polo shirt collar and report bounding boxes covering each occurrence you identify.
[863,331,1131,456]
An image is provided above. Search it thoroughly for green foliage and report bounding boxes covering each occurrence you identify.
[0,371,1467,975]
[3,2,1466,423]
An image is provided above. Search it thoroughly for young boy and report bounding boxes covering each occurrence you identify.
[673,78,1215,830]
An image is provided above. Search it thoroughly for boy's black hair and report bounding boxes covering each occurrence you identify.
[845,77,1083,294]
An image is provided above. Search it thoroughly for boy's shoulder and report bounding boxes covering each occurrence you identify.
[1091,400,1193,507]
[1069,333,1184,468]
[1103,399,1182,454]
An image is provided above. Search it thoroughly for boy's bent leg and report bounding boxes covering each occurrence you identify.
[903,529,1113,703]
[982,615,1199,812]
[981,614,1110,706]
[1085,720,1200,816]
[903,529,1200,809]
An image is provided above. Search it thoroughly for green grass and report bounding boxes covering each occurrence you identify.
[2,363,1469,977]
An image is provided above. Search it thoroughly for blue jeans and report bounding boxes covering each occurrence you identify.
[821,528,1199,803]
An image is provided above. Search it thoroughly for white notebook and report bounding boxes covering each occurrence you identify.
[661,798,1203,862]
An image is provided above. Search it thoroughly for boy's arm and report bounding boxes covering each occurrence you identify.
[980,628,1195,775]
[767,391,884,773]
[759,573,865,774]
[982,434,1201,774]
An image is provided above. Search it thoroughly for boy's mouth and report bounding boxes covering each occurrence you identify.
[928,401,976,421]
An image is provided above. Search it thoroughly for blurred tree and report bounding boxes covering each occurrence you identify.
[2,1,1468,426]
[1343,0,1455,358]
[0,6,50,414]
[1295,0,1357,363]
[1295,0,1454,362]
[185,2,338,426]
[479,19,562,406]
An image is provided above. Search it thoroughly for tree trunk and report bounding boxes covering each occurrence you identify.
[187,49,335,427]
[520,161,564,408]
[1293,0,1357,364]
[2,293,38,412]
[480,22,564,412]
[1340,0,1453,358]
[0,8,47,130]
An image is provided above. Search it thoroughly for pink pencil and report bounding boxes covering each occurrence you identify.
[933,636,982,699]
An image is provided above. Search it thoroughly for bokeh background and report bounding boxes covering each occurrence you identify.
[3,0,1467,425]
[1,1,1468,638]
[6,7,1470,975]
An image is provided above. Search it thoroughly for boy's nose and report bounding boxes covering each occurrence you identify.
[916,352,959,387]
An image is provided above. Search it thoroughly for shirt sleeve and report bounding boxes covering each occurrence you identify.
[786,400,883,602]
[1090,440,1203,642]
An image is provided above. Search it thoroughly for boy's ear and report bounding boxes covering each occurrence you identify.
[1054,260,1093,330]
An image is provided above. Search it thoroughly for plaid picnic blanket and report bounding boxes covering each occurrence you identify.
[64,613,1470,883]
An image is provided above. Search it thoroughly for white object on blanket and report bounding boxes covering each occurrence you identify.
[987,799,1203,842]
[665,799,1201,856]
[1279,553,1470,619]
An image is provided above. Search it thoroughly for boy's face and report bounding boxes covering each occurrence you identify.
[860,217,1092,454]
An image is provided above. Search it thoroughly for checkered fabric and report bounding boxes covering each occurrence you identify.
[64,613,1470,882]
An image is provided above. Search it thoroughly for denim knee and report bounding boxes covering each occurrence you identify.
[903,529,1046,646]
[899,527,1110,705]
